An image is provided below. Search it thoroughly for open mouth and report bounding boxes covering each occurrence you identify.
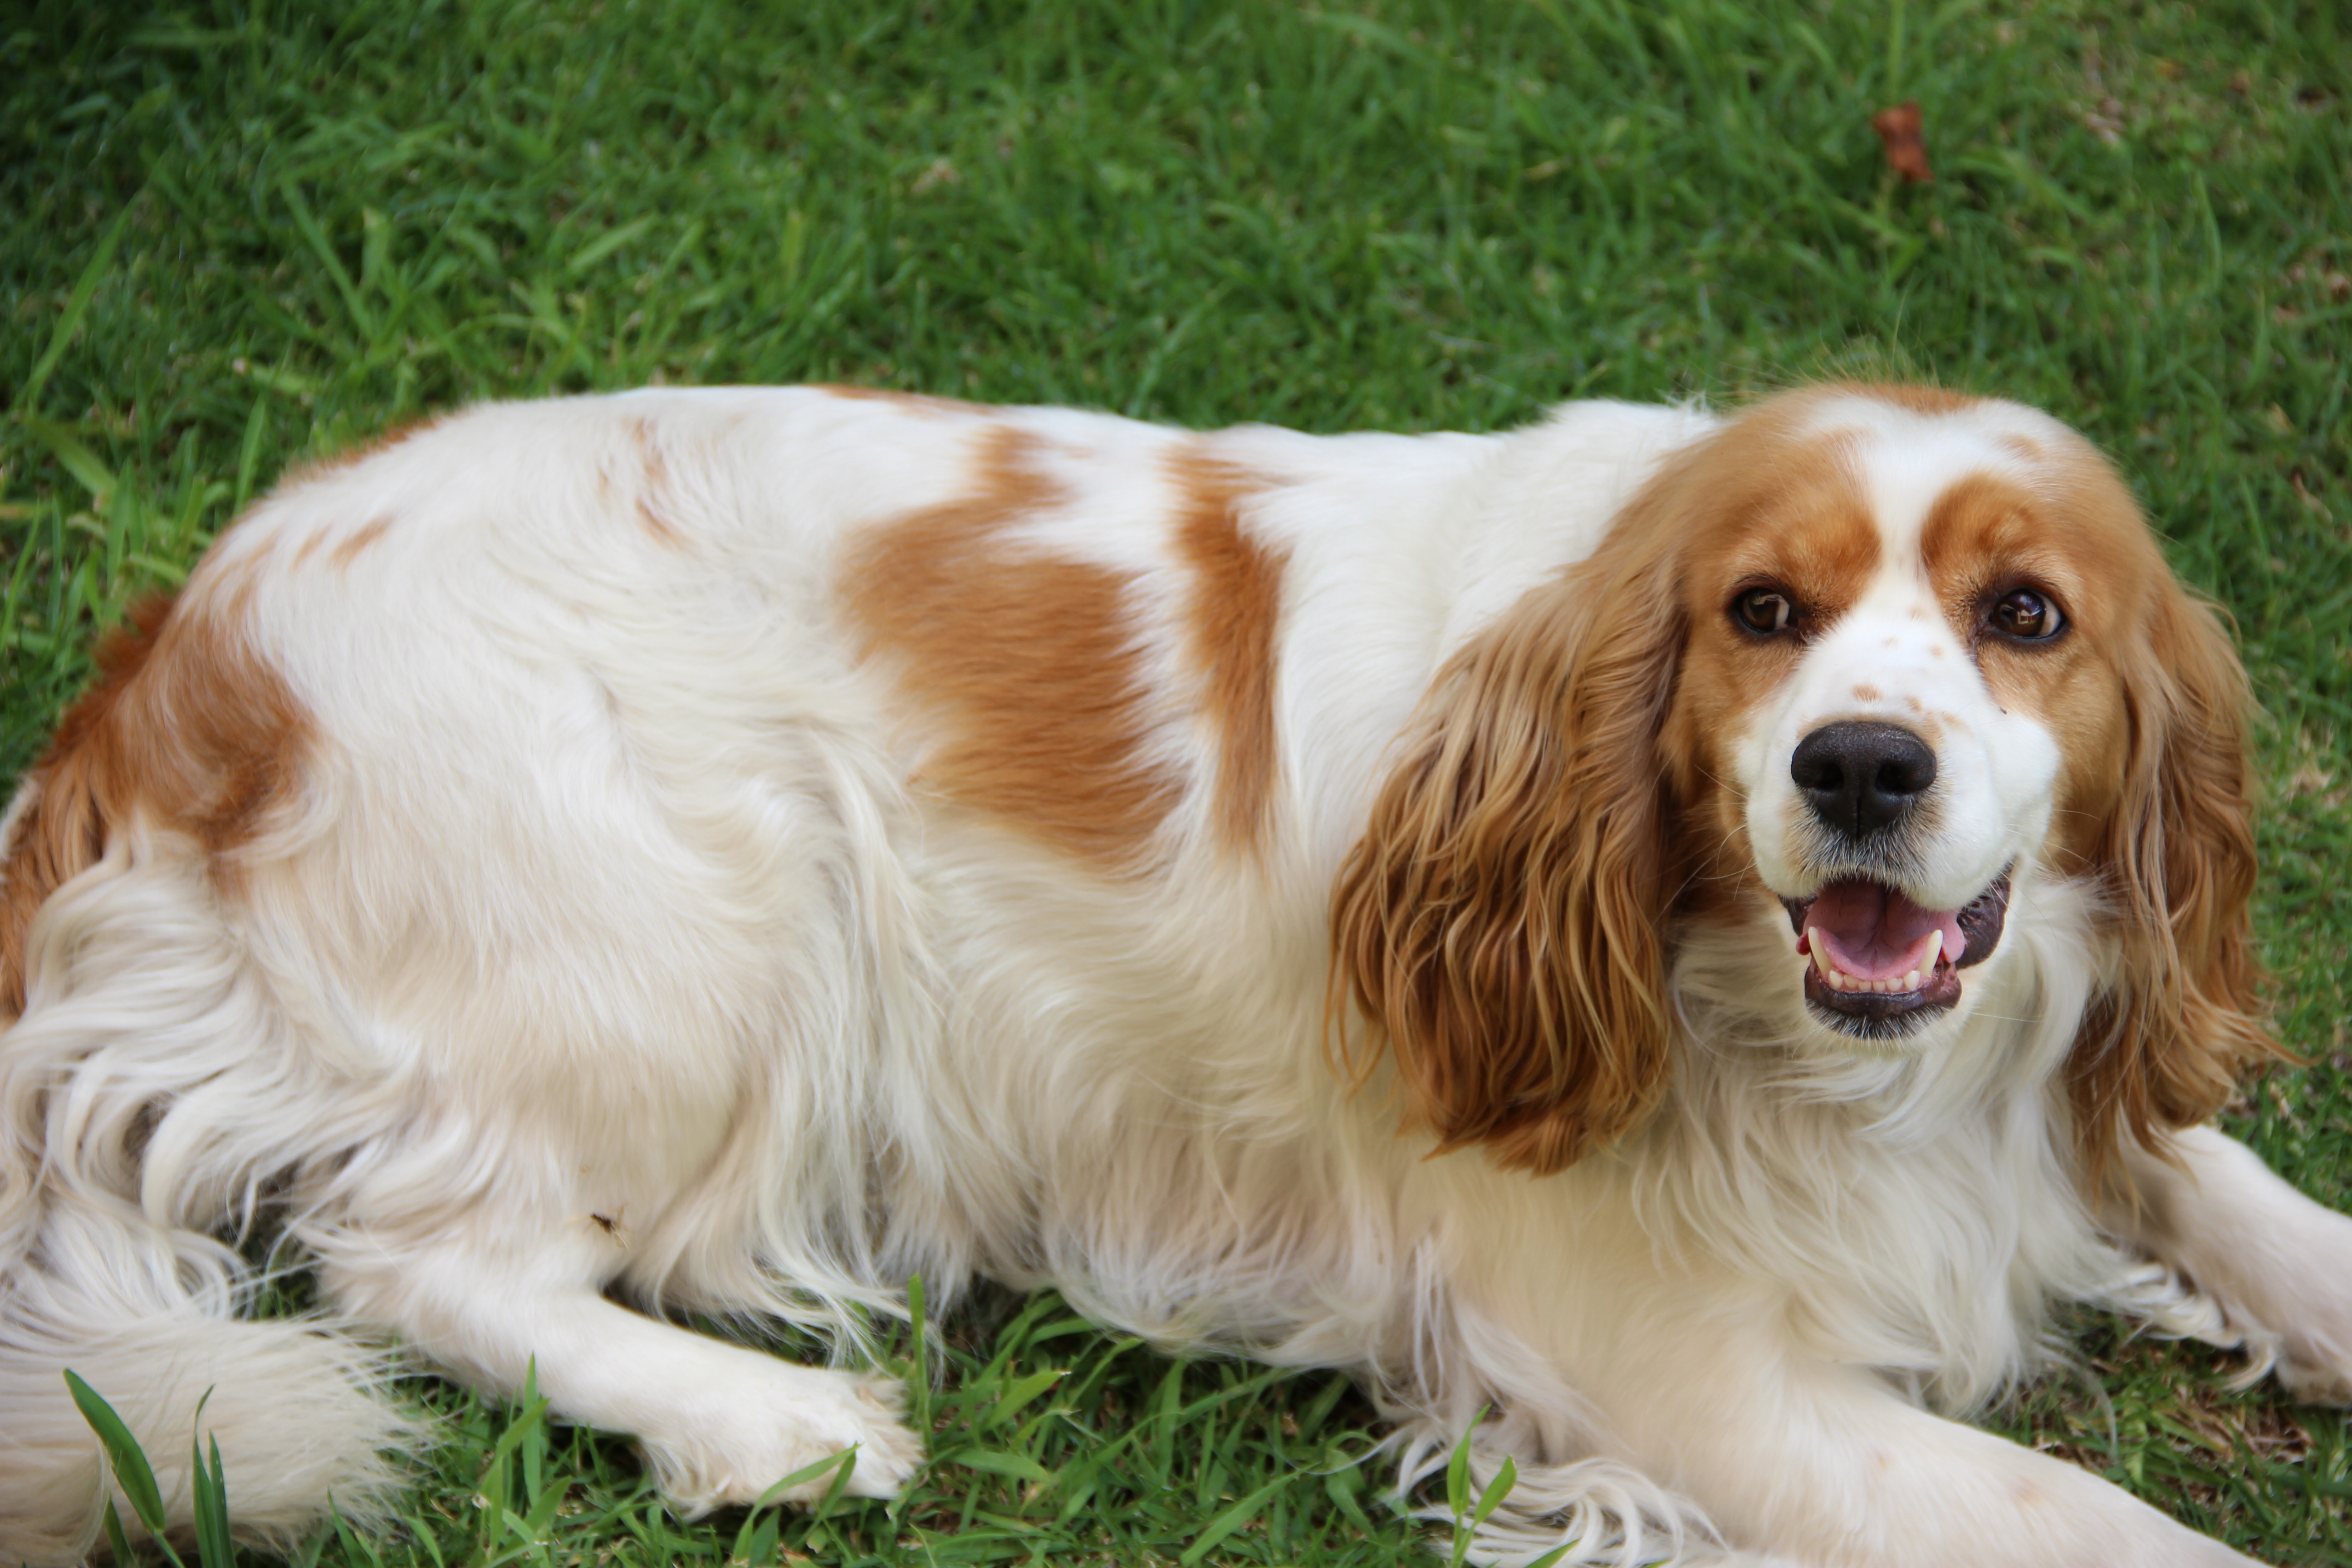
[1778,871,2012,1034]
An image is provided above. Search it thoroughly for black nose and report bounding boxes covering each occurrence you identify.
[1791,721,1937,838]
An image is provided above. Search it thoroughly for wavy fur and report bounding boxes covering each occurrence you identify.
[0,384,2339,1568]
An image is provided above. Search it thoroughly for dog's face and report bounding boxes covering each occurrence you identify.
[1336,385,2272,1176]
[1662,391,2147,1049]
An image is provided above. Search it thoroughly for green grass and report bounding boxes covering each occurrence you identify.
[4,0,2350,1561]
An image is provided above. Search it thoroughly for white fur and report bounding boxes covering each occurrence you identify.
[0,387,2336,1567]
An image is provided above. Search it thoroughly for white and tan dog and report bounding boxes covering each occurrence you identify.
[3,383,2347,1565]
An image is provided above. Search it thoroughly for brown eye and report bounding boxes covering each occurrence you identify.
[1733,587,1795,636]
[1989,588,2065,641]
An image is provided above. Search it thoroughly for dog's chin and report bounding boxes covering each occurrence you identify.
[1778,870,2013,1045]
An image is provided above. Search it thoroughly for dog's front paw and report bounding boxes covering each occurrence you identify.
[2272,1338,2352,1406]
[2220,1221,2352,1407]
[640,1367,924,1511]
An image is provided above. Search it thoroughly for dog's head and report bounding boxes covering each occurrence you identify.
[1332,384,2275,1176]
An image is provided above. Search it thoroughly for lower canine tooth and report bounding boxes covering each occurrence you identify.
[1921,930,1943,972]
[1808,930,1831,977]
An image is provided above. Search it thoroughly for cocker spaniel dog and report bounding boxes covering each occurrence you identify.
[5,382,2348,1566]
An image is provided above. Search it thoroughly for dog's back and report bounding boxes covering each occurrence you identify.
[0,387,1711,1558]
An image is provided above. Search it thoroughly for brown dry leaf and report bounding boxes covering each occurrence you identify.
[1872,100,1934,183]
[910,157,961,195]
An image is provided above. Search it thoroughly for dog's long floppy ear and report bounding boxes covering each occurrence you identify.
[2069,575,2284,1177]
[1330,505,1683,1176]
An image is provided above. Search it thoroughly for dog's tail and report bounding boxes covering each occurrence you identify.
[0,685,420,1563]
[0,1257,416,1563]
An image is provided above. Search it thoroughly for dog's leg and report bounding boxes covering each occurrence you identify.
[1585,1318,2260,1567]
[2105,1122,2352,1403]
[1454,1258,2259,1568]
[328,1241,922,1512]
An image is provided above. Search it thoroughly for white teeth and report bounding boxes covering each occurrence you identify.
[1808,926,1953,998]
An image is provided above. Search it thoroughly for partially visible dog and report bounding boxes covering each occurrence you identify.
[5,382,2348,1566]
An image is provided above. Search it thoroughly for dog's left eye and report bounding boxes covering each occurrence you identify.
[1989,588,2065,641]
[1733,587,1795,636]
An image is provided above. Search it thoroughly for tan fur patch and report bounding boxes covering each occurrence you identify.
[629,416,686,548]
[284,414,443,487]
[1,594,311,1017]
[817,385,991,419]
[1168,448,1288,851]
[841,427,1177,867]
[330,515,395,570]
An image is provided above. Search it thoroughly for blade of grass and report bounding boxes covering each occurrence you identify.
[15,201,135,416]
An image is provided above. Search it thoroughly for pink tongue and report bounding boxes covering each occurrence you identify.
[1802,879,1965,981]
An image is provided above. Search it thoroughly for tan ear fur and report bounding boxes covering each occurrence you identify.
[1330,504,1682,1176]
[2069,577,2285,1176]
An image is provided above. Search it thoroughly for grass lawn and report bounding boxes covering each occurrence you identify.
[5,0,2351,1561]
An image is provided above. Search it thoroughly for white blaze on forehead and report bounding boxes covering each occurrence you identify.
[1737,395,2067,911]
[1797,396,2057,564]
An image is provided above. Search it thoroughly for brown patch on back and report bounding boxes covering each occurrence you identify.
[628,416,686,548]
[1,594,311,1017]
[841,427,1177,867]
[284,414,443,487]
[634,497,681,547]
[817,385,992,419]
[1167,447,1288,851]
[330,514,395,569]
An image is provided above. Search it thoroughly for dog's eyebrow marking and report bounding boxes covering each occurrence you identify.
[1168,446,1288,852]
[841,425,1179,870]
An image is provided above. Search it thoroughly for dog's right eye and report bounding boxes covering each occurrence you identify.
[1732,587,1796,636]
